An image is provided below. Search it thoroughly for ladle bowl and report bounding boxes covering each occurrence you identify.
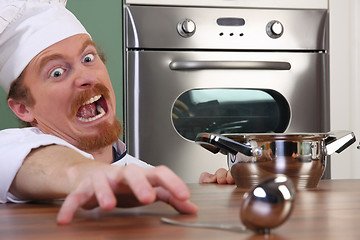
[240,174,296,234]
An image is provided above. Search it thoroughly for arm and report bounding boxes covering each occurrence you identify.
[10,145,88,200]
[199,168,235,184]
[10,145,198,224]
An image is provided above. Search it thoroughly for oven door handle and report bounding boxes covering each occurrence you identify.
[169,61,291,70]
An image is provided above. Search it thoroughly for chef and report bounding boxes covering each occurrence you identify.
[0,0,232,224]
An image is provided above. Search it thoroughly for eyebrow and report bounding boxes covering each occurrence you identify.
[38,53,64,73]
[79,39,97,56]
[37,38,97,72]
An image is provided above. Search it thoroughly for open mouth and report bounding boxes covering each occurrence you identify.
[76,95,108,123]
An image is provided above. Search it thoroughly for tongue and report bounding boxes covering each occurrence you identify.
[77,103,97,119]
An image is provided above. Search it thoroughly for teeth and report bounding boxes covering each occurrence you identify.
[83,95,101,105]
[77,105,106,123]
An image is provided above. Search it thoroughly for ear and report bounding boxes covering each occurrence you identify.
[8,98,35,123]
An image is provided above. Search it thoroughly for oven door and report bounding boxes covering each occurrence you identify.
[124,51,329,182]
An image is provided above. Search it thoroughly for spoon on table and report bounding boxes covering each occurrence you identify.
[161,174,296,234]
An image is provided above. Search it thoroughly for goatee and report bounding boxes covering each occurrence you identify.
[77,117,122,152]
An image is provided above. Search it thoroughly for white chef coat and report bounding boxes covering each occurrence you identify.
[0,127,151,203]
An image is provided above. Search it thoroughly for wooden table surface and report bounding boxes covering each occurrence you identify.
[1,179,360,239]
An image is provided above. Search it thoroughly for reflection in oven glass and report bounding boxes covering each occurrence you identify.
[172,89,291,141]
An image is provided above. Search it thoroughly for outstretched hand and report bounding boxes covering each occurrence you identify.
[57,165,198,224]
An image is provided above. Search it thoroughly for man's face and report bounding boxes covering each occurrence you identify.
[22,34,121,151]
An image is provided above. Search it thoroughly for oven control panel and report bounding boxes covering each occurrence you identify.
[125,6,328,50]
[176,17,284,40]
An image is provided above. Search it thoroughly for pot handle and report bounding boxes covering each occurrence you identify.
[195,133,257,156]
[324,131,356,155]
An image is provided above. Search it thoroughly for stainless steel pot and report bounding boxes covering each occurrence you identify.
[195,131,356,189]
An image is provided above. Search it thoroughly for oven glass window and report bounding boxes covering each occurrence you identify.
[172,89,290,141]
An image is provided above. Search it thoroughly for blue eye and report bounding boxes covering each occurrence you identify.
[50,68,64,78]
[83,53,95,63]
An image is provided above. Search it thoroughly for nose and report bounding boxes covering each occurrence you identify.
[73,65,97,88]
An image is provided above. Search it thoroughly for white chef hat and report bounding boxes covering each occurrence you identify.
[0,0,89,93]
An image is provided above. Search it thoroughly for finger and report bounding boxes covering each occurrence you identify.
[143,165,190,201]
[119,165,157,205]
[92,171,117,211]
[114,165,190,206]
[57,179,94,225]
[199,172,217,183]
[155,187,198,214]
[215,168,228,184]
[226,170,235,184]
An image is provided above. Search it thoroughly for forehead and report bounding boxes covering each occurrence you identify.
[27,34,94,72]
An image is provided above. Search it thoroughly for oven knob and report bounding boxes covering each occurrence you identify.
[177,19,196,38]
[266,20,284,39]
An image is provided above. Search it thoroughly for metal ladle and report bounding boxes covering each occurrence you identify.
[161,174,296,234]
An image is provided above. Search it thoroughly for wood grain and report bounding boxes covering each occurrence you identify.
[1,180,360,239]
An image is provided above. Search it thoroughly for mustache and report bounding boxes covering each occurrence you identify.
[70,83,110,117]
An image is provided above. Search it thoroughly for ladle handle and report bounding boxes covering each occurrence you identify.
[161,218,248,232]
[195,133,254,156]
[325,131,356,155]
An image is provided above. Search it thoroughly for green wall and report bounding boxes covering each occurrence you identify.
[0,0,124,131]
[0,89,18,129]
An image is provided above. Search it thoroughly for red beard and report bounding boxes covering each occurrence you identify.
[76,117,122,152]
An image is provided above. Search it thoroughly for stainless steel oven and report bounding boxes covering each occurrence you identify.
[123,1,329,182]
